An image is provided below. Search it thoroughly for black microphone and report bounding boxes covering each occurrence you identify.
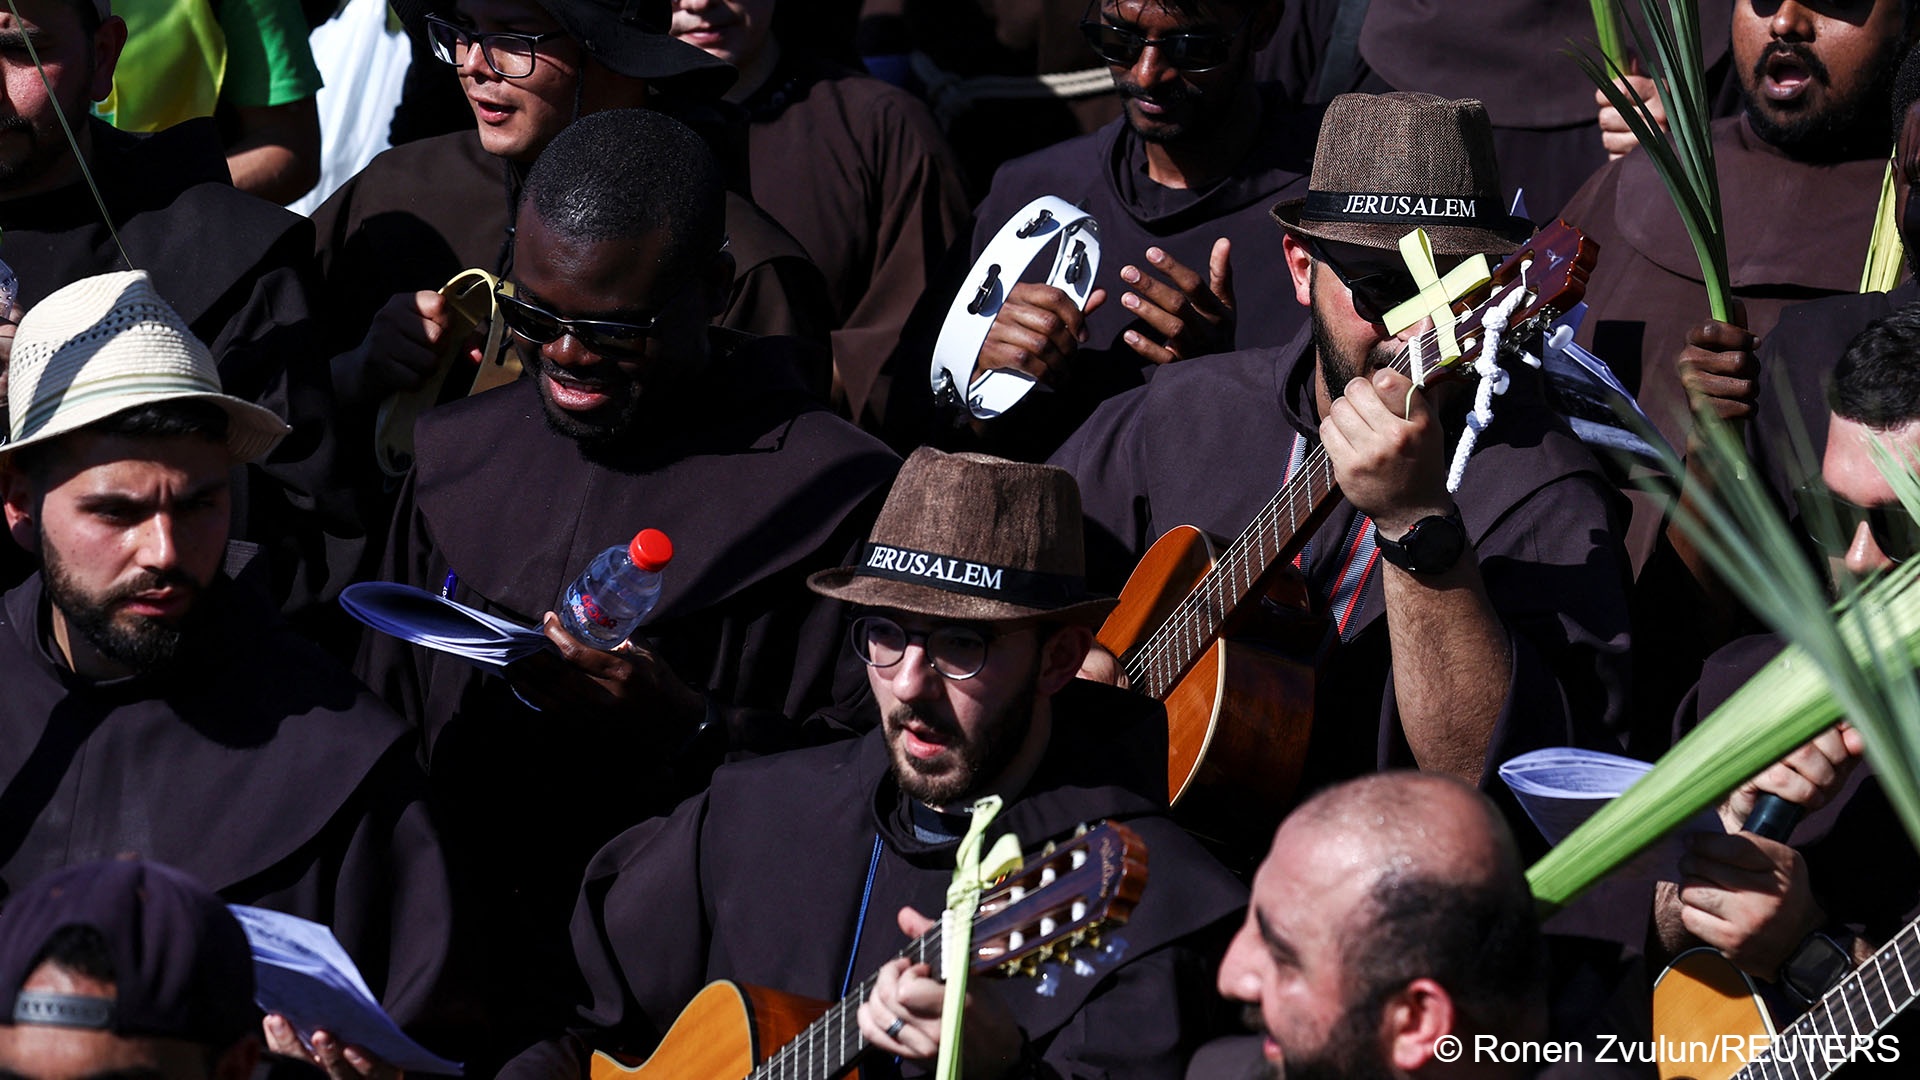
[1743,792,1802,841]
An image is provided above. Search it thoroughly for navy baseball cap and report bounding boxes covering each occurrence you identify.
[0,860,258,1047]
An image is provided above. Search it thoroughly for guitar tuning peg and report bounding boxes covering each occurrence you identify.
[1072,958,1096,978]
[1073,822,1089,837]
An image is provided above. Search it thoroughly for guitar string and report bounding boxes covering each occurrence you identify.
[750,925,942,1080]
[1734,917,1920,1080]
[1120,270,1540,693]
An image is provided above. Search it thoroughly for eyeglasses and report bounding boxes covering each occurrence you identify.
[1309,239,1476,326]
[496,291,666,358]
[1794,483,1920,564]
[425,14,565,79]
[1077,1,1251,73]
[851,615,999,681]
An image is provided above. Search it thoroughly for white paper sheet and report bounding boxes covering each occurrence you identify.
[229,906,462,1076]
[1499,747,1725,885]
[339,582,550,668]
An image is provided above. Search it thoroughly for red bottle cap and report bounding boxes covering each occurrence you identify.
[628,528,673,571]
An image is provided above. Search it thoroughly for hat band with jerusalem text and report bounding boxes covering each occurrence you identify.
[854,543,1087,608]
[1301,191,1510,230]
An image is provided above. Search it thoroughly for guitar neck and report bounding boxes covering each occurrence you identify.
[747,923,946,1080]
[1738,918,1920,1080]
[1129,275,1531,701]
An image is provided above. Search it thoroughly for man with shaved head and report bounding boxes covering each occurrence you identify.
[1216,772,1546,1080]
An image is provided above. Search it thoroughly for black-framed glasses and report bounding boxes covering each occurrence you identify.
[1794,483,1920,564]
[1077,0,1252,73]
[497,291,667,358]
[851,615,999,681]
[425,14,565,79]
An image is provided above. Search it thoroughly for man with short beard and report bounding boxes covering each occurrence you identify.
[354,106,898,1071]
[499,446,1246,1080]
[885,0,1320,460]
[1052,93,1632,853]
[0,271,454,1046]
[1559,0,1919,575]
[0,0,360,638]
[1215,772,1546,1080]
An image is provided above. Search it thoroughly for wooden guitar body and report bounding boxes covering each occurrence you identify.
[1651,949,1771,1080]
[589,980,836,1080]
[1098,525,1318,839]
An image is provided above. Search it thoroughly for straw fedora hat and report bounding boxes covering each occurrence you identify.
[809,448,1116,626]
[1271,92,1533,256]
[0,271,289,465]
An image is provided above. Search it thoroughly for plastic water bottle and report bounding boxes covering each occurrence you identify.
[557,528,673,649]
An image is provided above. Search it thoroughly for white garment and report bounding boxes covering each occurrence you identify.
[290,0,409,217]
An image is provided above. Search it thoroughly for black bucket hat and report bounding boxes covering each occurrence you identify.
[530,0,736,100]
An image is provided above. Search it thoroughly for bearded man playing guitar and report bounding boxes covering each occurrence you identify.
[499,448,1246,1080]
[1052,91,1633,845]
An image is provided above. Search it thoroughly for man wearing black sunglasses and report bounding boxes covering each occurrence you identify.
[354,108,898,1074]
[1055,93,1632,834]
[889,0,1319,459]
[312,0,836,469]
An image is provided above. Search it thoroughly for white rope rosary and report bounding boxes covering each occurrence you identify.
[1443,260,1535,494]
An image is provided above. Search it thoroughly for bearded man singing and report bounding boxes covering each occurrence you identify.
[501,447,1248,1080]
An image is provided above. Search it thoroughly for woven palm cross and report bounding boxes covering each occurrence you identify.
[1381,228,1490,373]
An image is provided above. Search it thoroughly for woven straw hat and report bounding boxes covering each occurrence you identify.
[0,271,289,465]
[809,448,1116,626]
[1271,92,1533,256]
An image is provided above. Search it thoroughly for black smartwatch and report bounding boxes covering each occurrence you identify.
[1780,932,1852,1006]
[1376,507,1467,576]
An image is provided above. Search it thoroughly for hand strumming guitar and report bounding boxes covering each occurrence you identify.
[856,907,1028,1080]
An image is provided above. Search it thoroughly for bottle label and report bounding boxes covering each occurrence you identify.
[569,589,615,630]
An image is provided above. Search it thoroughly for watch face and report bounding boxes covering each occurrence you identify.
[1783,934,1852,1002]
[1384,510,1467,575]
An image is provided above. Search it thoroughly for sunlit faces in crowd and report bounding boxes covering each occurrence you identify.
[434,0,648,162]
[1733,0,1916,158]
[1080,0,1274,146]
[1,428,231,677]
[0,0,124,196]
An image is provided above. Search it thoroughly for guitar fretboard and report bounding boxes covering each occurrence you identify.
[1737,917,1920,1080]
[748,923,945,1080]
[1121,272,1537,700]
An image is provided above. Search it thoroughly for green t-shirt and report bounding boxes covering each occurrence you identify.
[102,0,323,132]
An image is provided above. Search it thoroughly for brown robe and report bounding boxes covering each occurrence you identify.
[1341,0,1734,221]
[354,333,899,1071]
[739,51,972,426]
[1561,114,1885,563]
[0,575,453,1041]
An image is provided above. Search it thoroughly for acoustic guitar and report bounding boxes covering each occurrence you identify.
[587,821,1148,1080]
[1652,916,1917,1080]
[1096,221,1598,837]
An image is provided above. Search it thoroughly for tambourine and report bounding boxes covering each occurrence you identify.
[930,196,1101,419]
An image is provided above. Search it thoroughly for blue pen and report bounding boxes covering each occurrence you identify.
[440,569,459,599]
